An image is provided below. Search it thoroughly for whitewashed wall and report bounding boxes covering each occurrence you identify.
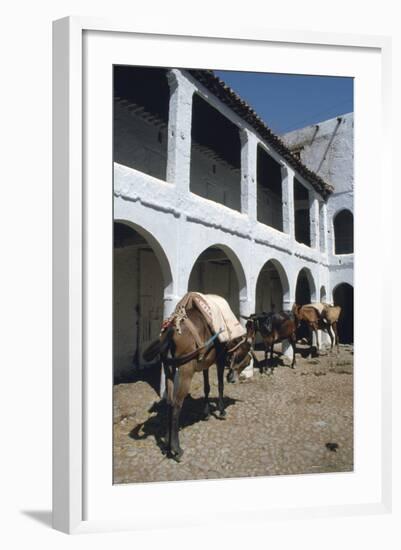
[283,113,354,302]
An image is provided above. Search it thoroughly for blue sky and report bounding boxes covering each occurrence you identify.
[214,70,354,135]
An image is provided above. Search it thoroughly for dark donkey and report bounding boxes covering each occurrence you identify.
[242,311,298,373]
[143,304,252,462]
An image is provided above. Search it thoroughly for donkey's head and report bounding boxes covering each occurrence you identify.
[241,314,262,344]
[226,340,253,383]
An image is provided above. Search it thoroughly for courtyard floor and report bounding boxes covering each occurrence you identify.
[113,344,353,484]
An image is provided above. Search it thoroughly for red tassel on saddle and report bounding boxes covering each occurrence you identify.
[160,318,172,333]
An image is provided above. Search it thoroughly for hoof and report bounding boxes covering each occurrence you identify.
[160,436,169,450]
[170,448,184,462]
[202,413,210,421]
[219,410,226,418]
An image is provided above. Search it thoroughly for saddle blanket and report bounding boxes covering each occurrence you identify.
[306,302,326,315]
[173,292,245,343]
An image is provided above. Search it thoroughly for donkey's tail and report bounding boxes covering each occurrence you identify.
[142,326,174,363]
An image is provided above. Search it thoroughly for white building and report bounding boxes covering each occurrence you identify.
[283,113,354,344]
[113,66,353,380]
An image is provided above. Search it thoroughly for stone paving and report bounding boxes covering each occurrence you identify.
[113,345,353,484]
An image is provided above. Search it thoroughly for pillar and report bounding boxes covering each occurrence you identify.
[166,69,195,192]
[282,339,294,362]
[282,167,295,240]
[159,292,181,398]
[319,201,329,254]
[240,129,258,220]
[309,192,320,249]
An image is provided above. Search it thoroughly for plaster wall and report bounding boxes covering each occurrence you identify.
[257,187,283,230]
[190,147,241,211]
[283,113,354,303]
[114,102,167,180]
[283,114,353,195]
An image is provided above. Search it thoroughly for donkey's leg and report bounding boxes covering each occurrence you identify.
[315,327,320,356]
[170,362,194,461]
[217,359,227,417]
[290,334,297,368]
[307,325,313,357]
[202,369,211,420]
[269,343,274,374]
[163,363,175,452]
[310,324,319,357]
[328,324,334,351]
[263,341,269,374]
[333,322,340,353]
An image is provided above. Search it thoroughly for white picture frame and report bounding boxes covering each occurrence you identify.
[52,16,392,534]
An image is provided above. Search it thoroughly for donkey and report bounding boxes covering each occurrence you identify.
[242,311,298,373]
[292,303,341,355]
[143,306,252,462]
[320,304,341,351]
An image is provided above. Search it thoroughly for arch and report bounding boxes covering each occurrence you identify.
[333,209,354,254]
[333,282,354,343]
[114,219,173,294]
[187,243,247,317]
[295,267,317,305]
[255,258,290,314]
[113,221,174,378]
[320,285,327,302]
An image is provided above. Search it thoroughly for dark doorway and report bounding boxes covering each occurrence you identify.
[188,246,240,317]
[295,268,313,305]
[294,179,311,247]
[334,210,354,254]
[113,222,165,382]
[257,146,283,231]
[295,269,314,341]
[333,283,354,343]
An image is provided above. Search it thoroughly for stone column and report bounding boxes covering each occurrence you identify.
[166,70,195,192]
[282,167,295,240]
[282,285,296,361]
[282,339,294,362]
[162,293,180,320]
[282,298,294,312]
[309,192,320,249]
[159,293,181,398]
[320,201,329,254]
[239,296,255,319]
[240,129,258,220]
[239,285,255,379]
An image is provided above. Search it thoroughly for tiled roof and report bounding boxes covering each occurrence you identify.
[188,69,334,199]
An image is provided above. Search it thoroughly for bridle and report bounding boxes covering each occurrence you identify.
[227,337,247,354]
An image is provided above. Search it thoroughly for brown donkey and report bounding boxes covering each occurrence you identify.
[292,303,341,355]
[243,312,298,373]
[320,304,341,351]
[143,307,252,462]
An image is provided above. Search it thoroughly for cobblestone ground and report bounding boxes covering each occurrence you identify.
[113,344,353,484]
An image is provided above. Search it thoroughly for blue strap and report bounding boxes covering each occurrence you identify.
[203,328,224,349]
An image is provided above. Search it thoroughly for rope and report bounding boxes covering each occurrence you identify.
[227,337,247,354]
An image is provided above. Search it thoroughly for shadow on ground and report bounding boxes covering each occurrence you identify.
[129,394,240,453]
[114,361,161,394]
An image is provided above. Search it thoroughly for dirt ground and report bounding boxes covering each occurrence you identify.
[113,344,353,484]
